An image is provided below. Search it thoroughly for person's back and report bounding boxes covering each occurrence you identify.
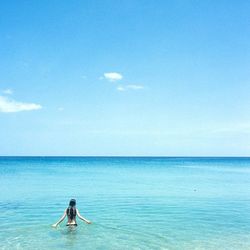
[66,200,77,225]
[52,199,91,227]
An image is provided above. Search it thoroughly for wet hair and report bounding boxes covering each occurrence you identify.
[67,199,76,220]
[69,199,76,207]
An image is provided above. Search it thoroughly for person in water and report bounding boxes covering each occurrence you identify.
[52,199,91,227]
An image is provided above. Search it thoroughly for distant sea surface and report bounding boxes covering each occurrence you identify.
[0,157,250,250]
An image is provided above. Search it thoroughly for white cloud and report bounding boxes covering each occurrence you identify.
[126,84,144,90]
[117,86,126,91]
[116,84,144,91]
[104,72,123,82]
[3,89,13,95]
[0,96,42,113]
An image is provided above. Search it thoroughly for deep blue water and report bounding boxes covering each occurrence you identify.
[0,157,250,249]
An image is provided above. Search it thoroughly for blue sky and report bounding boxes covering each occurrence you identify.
[0,0,249,156]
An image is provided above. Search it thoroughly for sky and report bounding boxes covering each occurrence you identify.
[0,0,249,156]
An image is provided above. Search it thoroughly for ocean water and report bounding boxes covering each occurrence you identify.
[0,157,250,250]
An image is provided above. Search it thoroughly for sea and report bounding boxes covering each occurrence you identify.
[0,157,250,250]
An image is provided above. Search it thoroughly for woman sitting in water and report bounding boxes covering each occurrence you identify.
[52,199,91,227]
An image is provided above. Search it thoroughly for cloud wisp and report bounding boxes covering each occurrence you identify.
[0,96,42,113]
[117,84,144,91]
[58,107,64,111]
[103,72,123,82]
[101,72,144,92]
[117,86,126,91]
[126,84,144,90]
[3,89,13,95]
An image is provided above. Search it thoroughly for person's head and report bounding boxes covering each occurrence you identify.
[69,199,76,207]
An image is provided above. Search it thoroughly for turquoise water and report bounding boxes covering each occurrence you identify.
[0,157,250,250]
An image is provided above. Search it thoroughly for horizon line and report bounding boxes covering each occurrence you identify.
[0,155,249,158]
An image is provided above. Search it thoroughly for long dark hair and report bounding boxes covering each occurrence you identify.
[67,199,76,220]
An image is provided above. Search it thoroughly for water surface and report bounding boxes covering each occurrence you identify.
[0,157,250,249]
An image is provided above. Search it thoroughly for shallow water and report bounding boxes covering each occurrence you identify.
[0,157,250,249]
